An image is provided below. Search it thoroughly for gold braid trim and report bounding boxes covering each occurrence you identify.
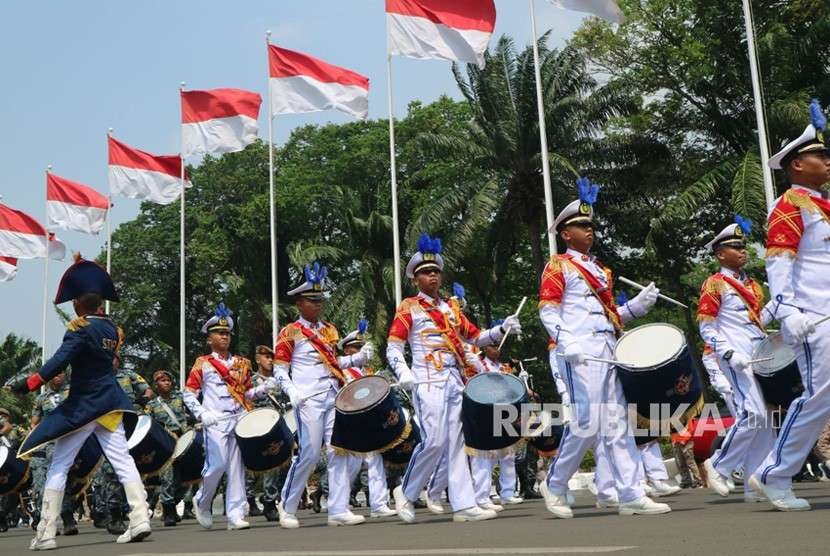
[634,394,705,433]
[765,246,797,259]
[464,437,527,459]
[66,316,89,331]
[331,420,413,457]
[784,189,830,223]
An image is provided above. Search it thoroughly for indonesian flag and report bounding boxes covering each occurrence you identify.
[48,232,66,261]
[46,173,109,234]
[268,45,370,120]
[181,88,262,158]
[549,0,623,24]
[0,203,47,259]
[108,136,189,205]
[0,257,17,282]
[386,0,496,68]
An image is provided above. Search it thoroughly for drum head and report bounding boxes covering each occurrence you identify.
[615,323,686,370]
[465,373,525,404]
[0,446,8,468]
[127,415,152,449]
[235,409,281,438]
[336,376,390,413]
[753,332,797,377]
[173,430,195,460]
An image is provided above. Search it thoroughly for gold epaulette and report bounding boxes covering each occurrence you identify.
[66,316,89,332]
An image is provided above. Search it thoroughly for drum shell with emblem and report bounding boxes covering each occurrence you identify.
[752,332,805,410]
[125,414,177,476]
[527,414,563,457]
[614,323,704,437]
[331,376,408,454]
[462,373,528,453]
[381,408,421,466]
[172,429,205,484]
[0,445,31,495]
[235,408,294,472]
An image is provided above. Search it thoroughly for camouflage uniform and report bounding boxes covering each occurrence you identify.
[145,390,193,508]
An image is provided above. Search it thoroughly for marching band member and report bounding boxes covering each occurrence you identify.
[749,101,830,510]
[274,263,374,528]
[539,179,670,518]
[470,343,523,509]
[701,344,738,418]
[14,257,152,549]
[339,321,397,518]
[698,217,777,502]
[387,233,521,523]
[183,303,276,531]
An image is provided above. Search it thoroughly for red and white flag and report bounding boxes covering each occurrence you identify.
[0,256,17,282]
[46,173,109,234]
[108,136,189,205]
[386,0,496,68]
[181,88,262,158]
[269,45,370,120]
[549,0,623,24]
[48,232,66,261]
[0,203,47,259]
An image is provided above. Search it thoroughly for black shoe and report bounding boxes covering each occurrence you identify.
[310,489,322,514]
[30,511,40,531]
[181,502,196,520]
[0,520,7,533]
[793,469,819,483]
[413,498,426,509]
[262,500,278,522]
[92,511,110,528]
[162,504,178,527]
[107,510,127,535]
[349,494,360,508]
[248,497,263,517]
[61,511,79,536]
[522,489,543,500]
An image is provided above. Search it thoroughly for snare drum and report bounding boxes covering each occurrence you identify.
[462,373,528,456]
[235,408,294,472]
[126,414,177,476]
[752,331,805,410]
[331,376,409,455]
[172,430,205,485]
[0,445,30,495]
[614,323,704,434]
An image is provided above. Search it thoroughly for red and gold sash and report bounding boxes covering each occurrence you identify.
[417,297,473,376]
[719,274,766,333]
[206,356,253,411]
[295,322,346,385]
[562,254,623,334]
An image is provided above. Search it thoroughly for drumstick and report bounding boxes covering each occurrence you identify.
[555,353,628,367]
[618,276,689,309]
[497,296,528,350]
[811,313,830,328]
[747,356,774,365]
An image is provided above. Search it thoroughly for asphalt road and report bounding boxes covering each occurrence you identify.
[2,483,829,556]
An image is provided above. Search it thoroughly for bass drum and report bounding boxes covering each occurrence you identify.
[331,376,408,455]
[172,430,205,485]
[126,414,177,477]
[235,408,294,472]
[381,408,421,466]
[462,373,528,456]
[65,436,103,498]
[752,332,805,411]
[0,445,30,495]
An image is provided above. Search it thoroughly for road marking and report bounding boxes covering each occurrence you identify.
[128,548,637,555]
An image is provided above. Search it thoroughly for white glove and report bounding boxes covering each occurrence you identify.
[562,343,586,366]
[281,383,301,409]
[782,313,816,343]
[397,368,416,391]
[500,315,522,336]
[727,352,750,372]
[265,377,279,391]
[359,342,374,361]
[625,282,660,317]
[200,411,219,427]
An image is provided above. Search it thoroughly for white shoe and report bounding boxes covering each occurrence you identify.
[643,482,655,497]
[595,495,619,509]
[703,459,731,497]
[540,482,573,519]
[726,478,737,492]
[424,494,444,514]
[748,475,810,512]
[277,502,300,529]
[370,506,397,518]
[501,495,524,505]
[393,486,415,523]
[328,511,366,526]
[743,491,767,503]
[618,496,671,516]
[227,519,250,530]
[480,501,504,512]
[650,480,681,497]
[116,521,152,544]
[193,503,213,530]
[452,506,497,522]
[29,538,57,551]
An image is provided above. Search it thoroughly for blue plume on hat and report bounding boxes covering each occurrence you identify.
[358,318,368,335]
[810,99,827,132]
[452,282,466,300]
[215,302,233,318]
[417,233,443,255]
[616,291,629,306]
[734,214,752,235]
[303,261,328,286]
[576,176,600,205]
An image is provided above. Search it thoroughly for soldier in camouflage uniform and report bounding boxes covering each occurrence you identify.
[145,369,194,526]
[0,408,29,533]
[90,354,154,534]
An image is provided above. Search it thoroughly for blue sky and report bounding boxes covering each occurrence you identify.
[0,1,584,352]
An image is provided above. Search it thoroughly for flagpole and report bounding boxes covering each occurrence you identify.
[529,0,557,257]
[386,22,403,306]
[741,0,775,211]
[105,128,113,315]
[266,30,279,346]
[42,165,52,365]
[179,82,187,388]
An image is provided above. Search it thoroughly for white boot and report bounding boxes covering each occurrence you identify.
[277,502,300,529]
[703,459,731,497]
[748,475,810,512]
[30,489,62,551]
[116,482,152,543]
[618,496,672,516]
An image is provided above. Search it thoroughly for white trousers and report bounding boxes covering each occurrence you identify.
[427,454,448,501]
[592,440,617,502]
[755,320,830,489]
[195,415,247,521]
[346,453,389,512]
[712,362,775,493]
[471,453,516,503]
[638,441,669,482]
[401,372,476,512]
[45,420,141,491]
[546,347,644,503]
[280,389,350,515]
